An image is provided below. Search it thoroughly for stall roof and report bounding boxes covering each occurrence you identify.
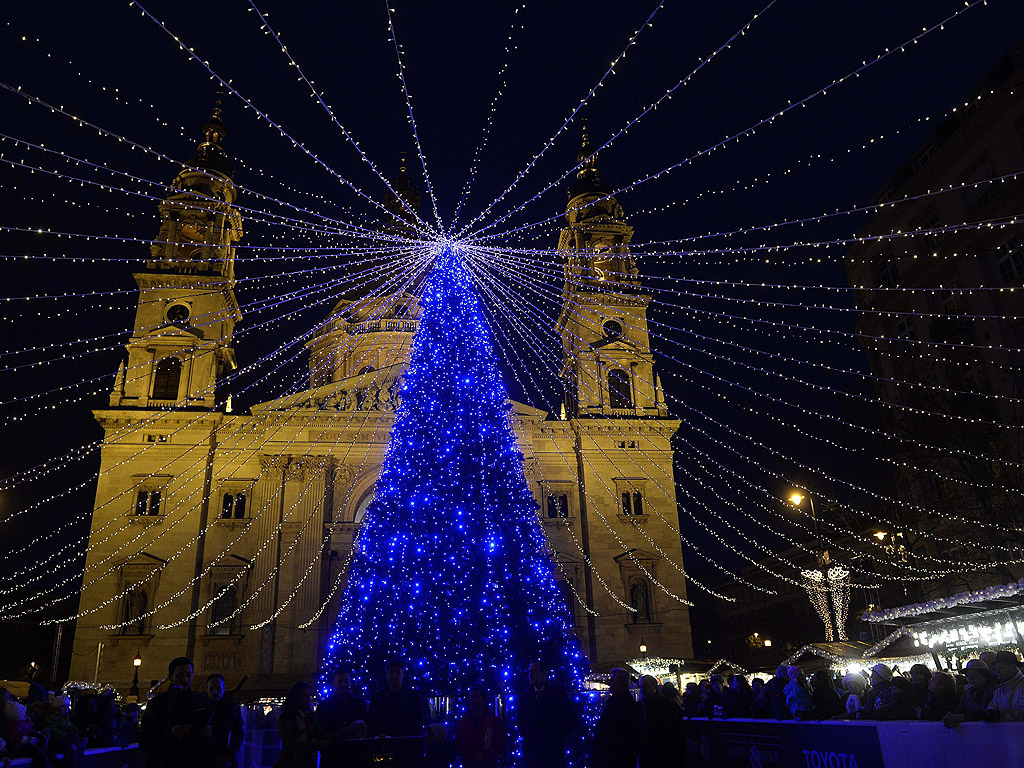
[782,633,920,667]
[863,579,1024,626]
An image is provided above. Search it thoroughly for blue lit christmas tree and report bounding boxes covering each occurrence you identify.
[320,246,586,696]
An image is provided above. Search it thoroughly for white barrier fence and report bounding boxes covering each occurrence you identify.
[684,718,1024,768]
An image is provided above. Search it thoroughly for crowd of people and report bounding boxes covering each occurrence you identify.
[0,660,241,768]
[271,660,674,768]
[673,650,1024,726]
[6,648,1024,768]
[1,682,142,767]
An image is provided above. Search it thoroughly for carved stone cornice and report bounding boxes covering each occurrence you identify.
[258,455,290,474]
[286,456,322,482]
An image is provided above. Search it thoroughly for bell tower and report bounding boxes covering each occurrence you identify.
[111,103,243,410]
[556,127,665,418]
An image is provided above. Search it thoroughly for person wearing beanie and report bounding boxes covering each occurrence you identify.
[945,659,998,726]
[873,677,918,721]
[985,651,1024,722]
[856,664,893,719]
[783,666,815,720]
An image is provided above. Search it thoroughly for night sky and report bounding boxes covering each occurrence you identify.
[1,0,1022,676]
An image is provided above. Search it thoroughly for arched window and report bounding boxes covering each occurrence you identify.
[547,494,569,518]
[210,583,238,635]
[608,369,631,409]
[136,489,161,516]
[221,493,246,519]
[152,357,182,400]
[122,584,149,635]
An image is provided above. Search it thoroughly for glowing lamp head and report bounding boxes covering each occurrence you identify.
[639,644,647,654]
[874,531,887,541]
[133,653,142,668]
[789,493,804,506]
[763,639,772,648]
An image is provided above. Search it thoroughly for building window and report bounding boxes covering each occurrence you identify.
[917,214,941,256]
[629,578,653,623]
[121,584,149,635]
[210,583,239,635]
[135,489,161,516]
[546,494,569,518]
[152,357,182,400]
[998,237,1024,284]
[877,252,898,288]
[621,491,644,516]
[893,318,913,353]
[941,285,966,315]
[221,492,246,519]
[608,369,631,409]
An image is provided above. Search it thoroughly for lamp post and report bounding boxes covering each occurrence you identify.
[788,492,828,566]
[639,643,647,661]
[130,652,142,702]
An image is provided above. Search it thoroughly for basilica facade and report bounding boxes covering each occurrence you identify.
[68,112,693,695]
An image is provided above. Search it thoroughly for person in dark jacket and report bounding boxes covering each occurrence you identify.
[277,682,328,768]
[590,669,640,768]
[681,683,700,718]
[203,674,243,768]
[698,676,726,718]
[517,661,576,768]
[750,678,771,719]
[638,676,683,768]
[764,667,792,720]
[367,660,427,738]
[856,664,893,719]
[316,669,368,740]
[139,657,210,768]
[908,664,932,708]
[944,659,998,727]
[660,682,682,710]
[919,671,958,721]
[873,678,918,721]
[725,675,754,718]
[809,671,843,720]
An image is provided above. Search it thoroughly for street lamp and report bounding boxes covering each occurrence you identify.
[130,652,142,701]
[639,643,647,659]
[788,491,828,566]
